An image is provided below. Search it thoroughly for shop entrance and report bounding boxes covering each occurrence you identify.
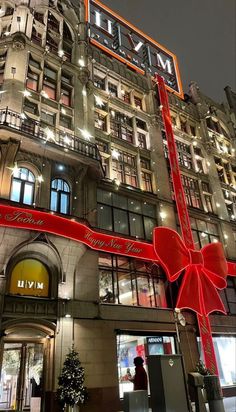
[0,341,44,411]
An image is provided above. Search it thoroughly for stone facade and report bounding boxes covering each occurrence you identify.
[0,1,235,411]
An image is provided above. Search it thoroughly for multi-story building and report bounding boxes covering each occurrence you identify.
[0,1,235,411]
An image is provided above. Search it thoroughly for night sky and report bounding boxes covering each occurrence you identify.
[101,0,236,103]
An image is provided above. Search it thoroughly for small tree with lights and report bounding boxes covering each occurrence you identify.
[57,346,87,411]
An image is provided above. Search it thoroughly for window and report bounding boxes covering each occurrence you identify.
[180,118,188,133]
[41,110,56,126]
[95,112,107,131]
[136,118,146,131]
[47,13,60,32]
[202,182,213,213]
[110,111,133,143]
[181,175,202,208]
[220,278,236,315]
[60,114,72,129]
[140,158,153,192]
[26,70,39,91]
[108,82,118,97]
[10,167,35,205]
[31,27,42,45]
[121,90,131,104]
[134,96,143,110]
[117,333,176,397]
[99,253,168,308]
[97,189,157,240]
[190,217,219,249]
[24,99,38,115]
[50,178,70,214]
[46,33,59,54]
[176,141,192,169]
[60,86,71,106]
[112,150,137,187]
[198,336,236,387]
[137,133,147,149]
[34,12,44,24]
[94,75,105,90]
[206,117,222,134]
[43,66,57,100]
[0,62,5,85]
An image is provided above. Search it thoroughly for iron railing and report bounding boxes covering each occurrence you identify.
[0,107,101,161]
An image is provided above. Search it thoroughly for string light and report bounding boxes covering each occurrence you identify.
[78,128,92,140]
[113,178,121,187]
[78,58,85,67]
[224,234,228,240]
[159,211,167,220]
[22,90,31,97]
[7,162,20,176]
[58,50,64,57]
[94,95,104,107]
[37,175,44,183]
[44,127,56,143]
[64,135,71,145]
[111,149,120,159]
[41,90,49,99]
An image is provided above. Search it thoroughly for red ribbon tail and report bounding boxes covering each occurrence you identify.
[228,262,236,276]
[200,269,227,316]
[176,266,203,314]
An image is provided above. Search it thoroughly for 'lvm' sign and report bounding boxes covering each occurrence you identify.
[85,0,183,98]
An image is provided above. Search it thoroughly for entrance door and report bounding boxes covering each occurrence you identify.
[0,342,44,411]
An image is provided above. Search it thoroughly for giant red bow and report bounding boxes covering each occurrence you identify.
[154,227,228,316]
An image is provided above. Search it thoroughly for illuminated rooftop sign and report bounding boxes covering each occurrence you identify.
[85,0,183,98]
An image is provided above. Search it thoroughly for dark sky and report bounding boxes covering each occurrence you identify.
[101,0,236,103]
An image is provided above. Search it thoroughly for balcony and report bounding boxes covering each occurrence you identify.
[0,107,101,162]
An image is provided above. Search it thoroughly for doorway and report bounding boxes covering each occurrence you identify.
[0,341,44,411]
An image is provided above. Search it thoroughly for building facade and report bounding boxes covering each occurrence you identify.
[0,1,235,411]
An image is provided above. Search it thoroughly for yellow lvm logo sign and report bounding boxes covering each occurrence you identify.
[9,259,49,297]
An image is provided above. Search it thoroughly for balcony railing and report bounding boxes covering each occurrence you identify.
[0,107,101,161]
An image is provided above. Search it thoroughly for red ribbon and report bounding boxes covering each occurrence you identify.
[153,227,230,316]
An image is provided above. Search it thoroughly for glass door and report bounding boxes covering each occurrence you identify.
[0,342,44,411]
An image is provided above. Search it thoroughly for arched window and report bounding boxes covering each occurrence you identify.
[50,178,70,214]
[10,167,35,205]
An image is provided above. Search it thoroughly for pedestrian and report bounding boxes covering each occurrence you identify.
[130,356,148,391]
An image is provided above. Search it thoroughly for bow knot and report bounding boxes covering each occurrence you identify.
[189,249,203,265]
[153,227,228,316]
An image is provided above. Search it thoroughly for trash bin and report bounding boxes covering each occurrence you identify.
[123,390,149,412]
[204,375,225,412]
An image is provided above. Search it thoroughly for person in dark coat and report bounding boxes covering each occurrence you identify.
[132,356,148,390]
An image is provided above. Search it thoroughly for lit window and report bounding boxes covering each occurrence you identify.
[10,167,35,205]
[50,178,70,214]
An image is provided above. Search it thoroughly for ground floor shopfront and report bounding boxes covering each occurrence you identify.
[0,296,236,411]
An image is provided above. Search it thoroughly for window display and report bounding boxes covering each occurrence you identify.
[117,334,176,397]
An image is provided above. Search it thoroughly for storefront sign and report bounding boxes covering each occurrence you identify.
[147,337,163,344]
[85,0,183,98]
[9,258,49,297]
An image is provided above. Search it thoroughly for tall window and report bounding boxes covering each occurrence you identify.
[97,189,156,240]
[10,167,35,205]
[112,150,137,187]
[50,178,70,214]
[99,253,168,308]
[43,66,57,100]
[176,141,192,170]
[110,110,133,143]
[181,175,202,208]
[190,217,219,249]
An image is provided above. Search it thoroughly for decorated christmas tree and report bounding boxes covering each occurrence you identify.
[57,346,87,410]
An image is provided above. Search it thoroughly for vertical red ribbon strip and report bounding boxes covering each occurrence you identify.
[157,74,218,374]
